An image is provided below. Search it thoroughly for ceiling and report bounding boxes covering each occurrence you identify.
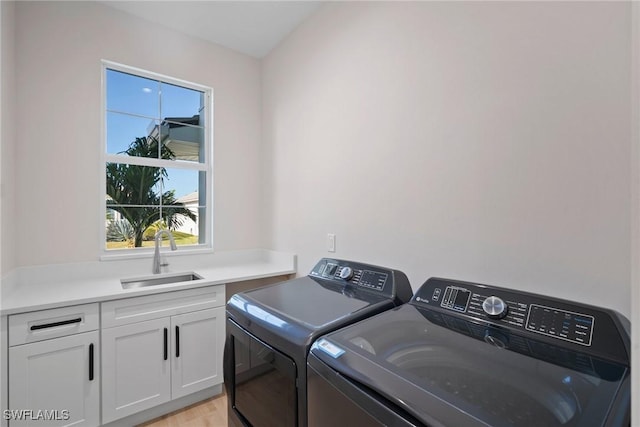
[102,1,322,58]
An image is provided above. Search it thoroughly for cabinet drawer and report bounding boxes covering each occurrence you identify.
[101,285,226,328]
[9,303,99,346]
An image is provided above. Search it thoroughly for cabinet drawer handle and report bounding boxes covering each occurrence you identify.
[30,317,82,331]
[164,328,168,361]
[175,326,180,358]
[89,343,94,381]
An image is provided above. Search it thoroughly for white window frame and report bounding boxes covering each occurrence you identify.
[100,60,214,260]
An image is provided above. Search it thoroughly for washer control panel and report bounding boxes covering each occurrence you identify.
[412,277,629,367]
[414,279,596,347]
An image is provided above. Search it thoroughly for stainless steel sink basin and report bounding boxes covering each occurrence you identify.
[121,272,203,289]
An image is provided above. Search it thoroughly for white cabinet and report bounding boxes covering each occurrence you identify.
[101,318,171,423]
[100,286,225,424]
[171,307,225,399]
[7,304,100,427]
[5,284,227,426]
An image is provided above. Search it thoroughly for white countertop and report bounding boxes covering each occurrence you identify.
[1,249,297,316]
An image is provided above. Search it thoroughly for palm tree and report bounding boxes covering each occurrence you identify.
[106,136,197,247]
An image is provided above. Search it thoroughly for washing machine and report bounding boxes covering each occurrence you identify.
[223,258,413,427]
[308,277,630,426]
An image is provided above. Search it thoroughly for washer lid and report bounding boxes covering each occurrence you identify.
[229,276,388,329]
[311,305,629,427]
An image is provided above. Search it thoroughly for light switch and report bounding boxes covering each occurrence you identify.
[327,234,336,252]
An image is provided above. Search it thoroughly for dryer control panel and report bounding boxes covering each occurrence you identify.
[412,277,629,365]
[309,258,413,304]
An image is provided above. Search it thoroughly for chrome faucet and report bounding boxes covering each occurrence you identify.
[153,229,177,274]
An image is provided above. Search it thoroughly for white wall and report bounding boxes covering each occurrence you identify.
[8,2,634,320]
[262,2,632,318]
[0,0,16,415]
[13,1,263,266]
[630,1,640,422]
[1,0,15,275]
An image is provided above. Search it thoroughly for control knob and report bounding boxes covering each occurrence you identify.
[482,296,508,319]
[339,267,354,280]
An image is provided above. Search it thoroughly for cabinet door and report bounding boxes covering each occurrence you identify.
[171,307,225,399]
[8,331,99,427]
[101,318,171,424]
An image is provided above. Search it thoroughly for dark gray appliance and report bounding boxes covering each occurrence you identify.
[308,277,630,427]
[223,258,413,427]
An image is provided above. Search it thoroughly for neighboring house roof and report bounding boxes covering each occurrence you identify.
[163,115,200,127]
[177,191,199,204]
[146,114,203,162]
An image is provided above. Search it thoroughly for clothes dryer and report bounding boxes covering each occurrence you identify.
[223,258,413,427]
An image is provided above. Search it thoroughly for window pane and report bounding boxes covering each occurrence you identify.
[161,205,200,244]
[107,112,160,157]
[163,169,206,244]
[161,82,205,121]
[105,162,205,250]
[160,121,205,163]
[105,206,162,250]
[106,69,159,118]
[106,162,163,208]
[161,168,204,244]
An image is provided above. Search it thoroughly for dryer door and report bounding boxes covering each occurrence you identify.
[225,318,297,427]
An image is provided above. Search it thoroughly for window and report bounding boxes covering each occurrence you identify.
[102,61,212,254]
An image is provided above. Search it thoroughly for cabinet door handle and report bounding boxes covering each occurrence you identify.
[89,343,94,381]
[163,328,168,361]
[30,317,82,331]
[175,326,180,358]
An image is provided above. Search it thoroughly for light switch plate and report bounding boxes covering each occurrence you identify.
[327,233,336,252]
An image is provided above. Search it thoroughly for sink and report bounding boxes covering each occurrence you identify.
[121,272,203,290]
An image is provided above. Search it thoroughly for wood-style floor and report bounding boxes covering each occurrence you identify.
[137,393,228,427]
